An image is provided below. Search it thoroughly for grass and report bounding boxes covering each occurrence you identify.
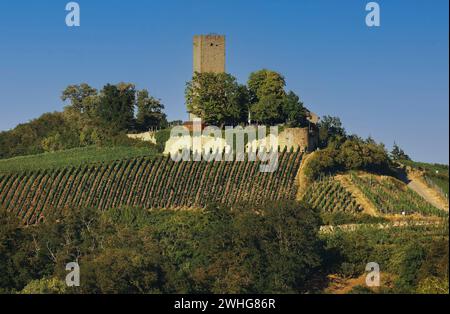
[0,145,160,174]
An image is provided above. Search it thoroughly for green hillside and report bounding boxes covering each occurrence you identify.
[0,145,160,174]
[349,173,445,217]
[0,150,303,224]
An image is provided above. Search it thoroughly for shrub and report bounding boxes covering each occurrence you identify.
[155,129,171,152]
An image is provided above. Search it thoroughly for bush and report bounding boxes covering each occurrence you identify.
[320,212,388,226]
[305,137,392,180]
[321,223,449,292]
[19,277,67,294]
[155,129,171,152]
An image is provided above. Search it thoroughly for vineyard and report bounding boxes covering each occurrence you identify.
[349,173,446,217]
[0,150,303,224]
[303,176,363,213]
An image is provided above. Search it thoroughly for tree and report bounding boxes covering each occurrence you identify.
[282,91,308,127]
[305,136,391,179]
[248,69,286,102]
[391,142,411,161]
[61,83,98,114]
[0,208,34,292]
[185,72,248,126]
[96,83,136,134]
[250,94,283,125]
[79,227,166,294]
[318,115,346,148]
[258,200,322,292]
[135,89,167,131]
[248,69,286,124]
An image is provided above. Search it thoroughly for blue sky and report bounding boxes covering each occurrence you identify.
[0,0,448,163]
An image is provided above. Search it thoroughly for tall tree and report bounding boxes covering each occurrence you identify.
[318,115,346,148]
[247,69,286,124]
[391,142,411,161]
[61,83,98,114]
[186,72,248,126]
[282,91,308,127]
[135,90,167,131]
[96,83,136,133]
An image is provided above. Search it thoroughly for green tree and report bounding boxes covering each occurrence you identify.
[391,142,411,161]
[135,89,167,131]
[318,115,346,148]
[250,94,284,125]
[61,83,98,114]
[282,91,308,127]
[248,69,286,124]
[79,227,167,294]
[96,83,136,134]
[258,200,322,292]
[186,72,248,126]
[0,208,34,292]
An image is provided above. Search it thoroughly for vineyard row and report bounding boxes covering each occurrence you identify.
[0,151,303,224]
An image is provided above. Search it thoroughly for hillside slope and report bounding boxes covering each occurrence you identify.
[0,146,160,174]
[0,151,303,224]
[301,172,446,219]
[407,173,448,211]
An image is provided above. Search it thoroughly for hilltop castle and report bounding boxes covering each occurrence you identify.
[130,34,319,153]
[187,34,319,152]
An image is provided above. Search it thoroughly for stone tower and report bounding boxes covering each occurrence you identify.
[189,34,226,120]
[193,34,226,74]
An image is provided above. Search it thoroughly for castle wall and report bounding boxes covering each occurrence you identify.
[278,127,318,152]
[127,131,157,144]
[163,127,318,155]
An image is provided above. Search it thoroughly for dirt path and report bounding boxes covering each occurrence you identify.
[335,174,379,216]
[295,152,316,200]
[406,172,448,211]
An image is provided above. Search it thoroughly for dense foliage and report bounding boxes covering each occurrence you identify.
[0,83,167,159]
[185,69,309,126]
[322,222,449,293]
[186,72,249,126]
[2,203,447,294]
[248,69,307,126]
[305,136,392,180]
[0,201,323,294]
[318,116,346,148]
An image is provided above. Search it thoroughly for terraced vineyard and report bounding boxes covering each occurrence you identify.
[0,150,303,224]
[350,173,446,217]
[303,176,363,213]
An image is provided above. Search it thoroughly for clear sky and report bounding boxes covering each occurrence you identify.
[0,0,448,163]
